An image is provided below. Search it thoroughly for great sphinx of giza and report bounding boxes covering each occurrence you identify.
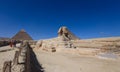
[58,26,79,40]
[35,26,79,50]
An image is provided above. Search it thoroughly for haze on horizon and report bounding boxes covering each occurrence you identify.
[0,0,120,40]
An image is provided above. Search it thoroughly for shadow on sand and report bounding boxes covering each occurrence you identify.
[0,49,13,53]
[29,47,44,72]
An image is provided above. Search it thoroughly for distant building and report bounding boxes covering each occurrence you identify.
[12,29,33,40]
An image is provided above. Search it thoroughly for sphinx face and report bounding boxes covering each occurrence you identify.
[58,26,79,40]
[58,27,68,36]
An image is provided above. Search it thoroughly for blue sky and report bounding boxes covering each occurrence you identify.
[0,0,120,40]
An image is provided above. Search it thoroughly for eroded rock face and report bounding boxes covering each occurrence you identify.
[58,26,68,36]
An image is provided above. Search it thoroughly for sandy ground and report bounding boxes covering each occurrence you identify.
[34,50,120,72]
[0,44,22,72]
[0,45,15,72]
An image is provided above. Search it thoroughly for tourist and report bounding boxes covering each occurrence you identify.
[9,40,13,48]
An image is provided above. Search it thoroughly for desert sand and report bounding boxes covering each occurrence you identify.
[0,44,24,72]
[34,49,120,72]
[0,46,15,72]
[1,32,120,72]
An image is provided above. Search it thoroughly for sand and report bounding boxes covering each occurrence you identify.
[0,46,15,72]
[0,44,120,72]
[34,50,120,72]
[0,44,23,72]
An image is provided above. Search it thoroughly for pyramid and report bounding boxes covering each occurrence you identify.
[58,26,80,40]
[12,29,33,40]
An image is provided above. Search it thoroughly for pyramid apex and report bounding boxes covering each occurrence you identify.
[20,29,26,32]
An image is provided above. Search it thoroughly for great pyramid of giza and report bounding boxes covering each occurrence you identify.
[12,29,33,40]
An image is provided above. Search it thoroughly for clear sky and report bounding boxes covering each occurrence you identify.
[0,0,120,40]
